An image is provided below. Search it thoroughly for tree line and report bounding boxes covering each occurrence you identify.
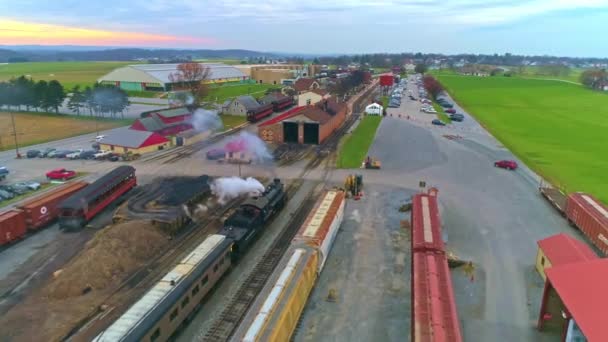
[0,76,66,113]
[0,76,130,118]
[68,84,129,118]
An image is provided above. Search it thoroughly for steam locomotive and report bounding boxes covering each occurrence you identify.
[218,178,287,254]
[93,178,287,342]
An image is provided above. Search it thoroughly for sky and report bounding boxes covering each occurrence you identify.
[1,0,608,57]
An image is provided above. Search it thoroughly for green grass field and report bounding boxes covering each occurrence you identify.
[516,66,584,83]
[205,83,281,103]
[432,102,451,124]
[337,116,383,168]
[220,114,247,130]
[436,74,608,202]
[0,61,135,90]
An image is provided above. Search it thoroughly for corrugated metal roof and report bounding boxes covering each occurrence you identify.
[59,166,134,210]
[94,235,226,342]
[235,95,261,111]
[130,63,246,84]
[138,117,164,132]
[545,259,608,342]
[155,107,191,118]
[302,191,337,237]
[99,127,159,148]
[537,233,598,267]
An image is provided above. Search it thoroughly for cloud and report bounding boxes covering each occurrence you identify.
[0,19,217,47]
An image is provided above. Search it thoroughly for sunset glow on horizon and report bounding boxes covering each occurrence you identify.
[0,19,216,47]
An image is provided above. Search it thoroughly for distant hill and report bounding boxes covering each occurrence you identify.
[0,47,279,62]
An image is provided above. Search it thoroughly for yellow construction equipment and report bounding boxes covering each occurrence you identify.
[344,174,363,198]
[364,156,381,169]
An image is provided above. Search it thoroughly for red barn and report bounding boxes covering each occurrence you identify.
[131,107,193,136]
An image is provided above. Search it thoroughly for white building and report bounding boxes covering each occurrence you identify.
[365,103,383,115]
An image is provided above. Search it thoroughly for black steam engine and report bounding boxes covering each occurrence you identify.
[218,178,287,255]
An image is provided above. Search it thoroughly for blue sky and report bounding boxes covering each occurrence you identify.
[1,0,608,57]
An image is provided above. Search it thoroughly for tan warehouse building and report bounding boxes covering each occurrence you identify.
[98,63,248,91]
[236,64,321,85]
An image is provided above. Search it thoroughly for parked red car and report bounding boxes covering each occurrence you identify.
[46,168,77,180]
[494,160,518,170]
[446,108,456,114]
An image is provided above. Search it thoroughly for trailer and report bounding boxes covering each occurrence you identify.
[0,210,27,246]
[18,181,89,230]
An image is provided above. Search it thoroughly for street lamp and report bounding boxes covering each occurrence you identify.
[10,112,20,158]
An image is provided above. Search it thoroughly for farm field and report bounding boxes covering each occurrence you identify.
[0,112,131,151]
[0,61,134,90]
[516,66,584,83]
[220,114,247,130]
[437,75,608,202]
[205,83,281,103]
[337,115,382,168]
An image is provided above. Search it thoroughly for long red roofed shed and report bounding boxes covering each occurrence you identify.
[539,259,608,342]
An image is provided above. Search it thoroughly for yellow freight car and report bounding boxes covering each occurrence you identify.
[231,246,318,342]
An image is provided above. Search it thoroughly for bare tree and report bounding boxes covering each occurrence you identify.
[169,62,211,107]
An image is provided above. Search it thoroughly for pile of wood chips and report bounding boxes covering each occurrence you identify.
[0,220,169,341]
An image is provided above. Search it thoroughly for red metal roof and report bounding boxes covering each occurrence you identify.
[140,132,169,147]
[412,251,463,342]
[258,106,307,127]
[411,193,445,253]
[546,259,608,342]
[537,233,598,267]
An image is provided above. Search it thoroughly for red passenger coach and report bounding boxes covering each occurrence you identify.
[272,96,295,111]
[412,251,463,342]
[411,192,445,253]
[247,103,274,123]
[57,166,136,231]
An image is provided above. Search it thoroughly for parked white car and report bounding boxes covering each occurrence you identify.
[66,149,84,159]
[94,150,112,159]
[95,135,106,142]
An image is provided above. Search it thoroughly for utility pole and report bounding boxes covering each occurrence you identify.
[10,112,20,158]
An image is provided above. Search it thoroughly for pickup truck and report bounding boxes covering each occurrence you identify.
[46,168,77,181]
[66,149,85,159]
[0,167,8,181]
[94,150,112,160]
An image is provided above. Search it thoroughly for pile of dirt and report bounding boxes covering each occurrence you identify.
[0,220,170,341]
[44,220,168,299]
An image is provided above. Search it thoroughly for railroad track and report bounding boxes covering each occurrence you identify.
[202,117,349,341]
[203,180,315,342]
[63,197,243,342]
[140,123,251,165]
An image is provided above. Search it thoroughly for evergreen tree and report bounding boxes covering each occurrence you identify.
[46,80,66,113]
[33,80,48,112]
[67,85,85,115]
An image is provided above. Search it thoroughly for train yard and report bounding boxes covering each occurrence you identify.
[1,73,605,342]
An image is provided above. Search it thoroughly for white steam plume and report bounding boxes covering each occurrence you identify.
[226,131,274,164]
[211,177,265,205]
[190,109,223,132]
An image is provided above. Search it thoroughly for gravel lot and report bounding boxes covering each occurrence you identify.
[295,185,413,342]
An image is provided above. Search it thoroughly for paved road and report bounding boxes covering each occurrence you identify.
[128,97,169,105]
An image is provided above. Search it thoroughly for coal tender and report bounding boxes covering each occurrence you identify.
[219,178,287,255]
